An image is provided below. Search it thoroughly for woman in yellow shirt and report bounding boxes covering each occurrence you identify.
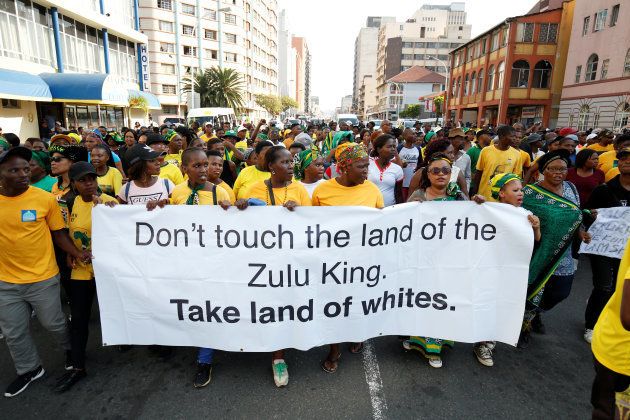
[237,145,310,388]
[55,162,117,393]
[91,144,123,196]
[232,140,273,199]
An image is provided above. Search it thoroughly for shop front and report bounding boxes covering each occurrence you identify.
[506,105,544,126]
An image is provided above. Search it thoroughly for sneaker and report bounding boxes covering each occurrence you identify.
[193,363,212,388]
[428,355,442,368]
[4,366,45,398]
[474,343,494,367]
[584,329,593,344]
[272,359,289,387]
[54,369,86,393]
[65,350,73,371]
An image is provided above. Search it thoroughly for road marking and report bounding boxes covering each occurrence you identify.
[362,340,388,420]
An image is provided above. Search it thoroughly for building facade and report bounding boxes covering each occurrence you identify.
[0,0,151,139]
[557,1,629,132]
[291,36,310,113]
[138,0,279,122]
[358,74,377,118]
[445,3,574,128]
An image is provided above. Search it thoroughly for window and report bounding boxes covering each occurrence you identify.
[538,23,558,43]
[157,0,172,10]
[532,60,552,88]
[162,84,176,95]
[159,20,174,32]
[455,77,461,97]
[464,73,470,96]
[610,4,620,27]
[224,13,236,24]
[613,102,630,131]
[205,49,217,59]
[582,16,590,36]
[470,71,477,95]
[594,10,607,32]
[1,98,19,108]
[161,63,175,74]
[162,105,178,114]
[160,42,174,53]
[182,25,195,36]
[204,29,216,40]
[477,68,484,93]
[601,59,609,79]
[577,105,590,131]
[203,8,216,20]
[480,38,486,54]
[225,33,236,43]
[497,62,505,89]
[224,52,237,62]
[510,60,530,88]
[487,65,495,91]
[585,54,598,81]
[575,65,582,83]
[516,23,534,42]
[491,32,499,51]
[501,27,508,46]
[183,45,197,56]
[624,49,630,76]
[181,3,195,15]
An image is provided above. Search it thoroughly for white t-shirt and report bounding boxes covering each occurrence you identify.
[300,179,325,198]
[367,158,404,207]
[454,152,471,189]
[398,146,420,188]
[118,177,175,204]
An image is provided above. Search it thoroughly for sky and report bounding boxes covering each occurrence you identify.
[279,0,536,113]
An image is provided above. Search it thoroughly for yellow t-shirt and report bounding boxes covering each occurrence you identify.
[243,180,311,206]
[235,140,248,150]
[170,182,230,205]
[69,194,117,280]
[159,163,184,186]
[476,145,523,201]
[605,167,620,182]
[519,149,532,170]
[164,152,182,167]
[597,150,617,174]
[216,180,235,203]
[97,167,123,196]
[200,133,216,142]
[233,165,271,199]
[0,187,66,283]
[312,178,384,208]
[283,137,295,148]
[587,143,614,153]
[592,237,630,376]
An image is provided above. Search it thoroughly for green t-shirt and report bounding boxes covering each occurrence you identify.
[467,144,482,175]
[31,175,58,193]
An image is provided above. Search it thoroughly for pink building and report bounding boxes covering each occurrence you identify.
[558,1,630,131]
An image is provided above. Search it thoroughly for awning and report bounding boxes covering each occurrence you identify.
[0,69,52,101]
[418,91,447,101]
[128,89,161,110]
[39,73,129,106]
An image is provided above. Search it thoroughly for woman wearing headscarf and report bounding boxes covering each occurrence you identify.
[163,129,185,167]
[29,150,57,192]
[293,146,324,198]
[85,130,125,177]
[312,143,384,373]
[519,149,591,346]
[323,131,354,180]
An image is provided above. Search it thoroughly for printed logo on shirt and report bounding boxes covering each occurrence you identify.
[21,210,37,222]
[128,192,164,205]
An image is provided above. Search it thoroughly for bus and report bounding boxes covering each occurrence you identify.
[187,108,237,128]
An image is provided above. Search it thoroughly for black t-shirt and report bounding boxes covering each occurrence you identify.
[585,175,630,209]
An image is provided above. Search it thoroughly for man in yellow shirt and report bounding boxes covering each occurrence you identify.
[587,129,615,154]
[0,147,90,398]
[598,134,630,174]
[591,237,630,419]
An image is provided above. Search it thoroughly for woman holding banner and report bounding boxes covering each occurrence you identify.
[312,143,384,373]
[238,145,311,388]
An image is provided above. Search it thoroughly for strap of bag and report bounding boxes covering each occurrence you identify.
[265,179,276,206]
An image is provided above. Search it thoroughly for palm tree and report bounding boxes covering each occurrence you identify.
[182,67,245,112]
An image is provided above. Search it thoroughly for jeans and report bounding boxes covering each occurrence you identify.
[592,356,630,419]
[197,347,214,364]
[0,275,70,375]
[67,279,97,370]
[585,255,620,330]
[540,274,574,312]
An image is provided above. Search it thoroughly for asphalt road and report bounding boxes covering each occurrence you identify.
[1,258,595,419]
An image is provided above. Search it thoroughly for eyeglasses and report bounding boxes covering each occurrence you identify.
[544,167,567,173]
[428,167,452,175]
[50,156,67,163]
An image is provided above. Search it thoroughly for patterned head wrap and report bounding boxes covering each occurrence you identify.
[31,150,51,172]
[164,130,179,143]
[490,173,521,200]
[335,142,367,170]
[91,128,103,140]
[538,149,570,172]
[107,131,124,144]
[49,144,88,162]
[292,146,321,180]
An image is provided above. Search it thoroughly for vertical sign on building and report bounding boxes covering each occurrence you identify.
[139,44,151,92]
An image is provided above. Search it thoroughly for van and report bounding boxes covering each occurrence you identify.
[187,108,237,128]
[336,113,359,127]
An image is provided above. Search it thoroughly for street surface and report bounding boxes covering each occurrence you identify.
[1,258,595,419]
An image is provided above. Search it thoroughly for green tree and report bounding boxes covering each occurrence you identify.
[399,104,421,119]
[433,95,444,117]
[280,95,299,112]
[182,67,245,112]
[255,94,282,116]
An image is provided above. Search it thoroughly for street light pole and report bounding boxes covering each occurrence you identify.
[429,56,449,123]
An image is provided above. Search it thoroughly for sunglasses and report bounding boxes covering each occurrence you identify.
[428,167,452,175]
[50,156,68,163]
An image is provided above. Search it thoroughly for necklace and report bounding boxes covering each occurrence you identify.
[267,181,289,205]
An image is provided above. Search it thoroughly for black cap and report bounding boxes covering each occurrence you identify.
[526,133,542,144]
[69,161,97,180]
[146,133,169,146]
[0,146,32,166]
[125,144,165,166]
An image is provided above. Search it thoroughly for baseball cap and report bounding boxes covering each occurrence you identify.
[125,143,165,166]
[526,133,542,143]
[146,133,169,146]
[448,128,465,138]
[617,147,630,159]
[558,127,577,136]
[564,134,578,142]
[586,133,598,141]
[0,146,32,166]
[50,134,74,145]
[69,161,97,181]
[222,130,239,139]
[237,125,247,132]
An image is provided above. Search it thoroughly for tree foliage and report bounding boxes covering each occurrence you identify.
[255,94,282,116]
[182,67,245,112]
[280,95,299,112]
[433,95,444,116]
[399,104,421,119]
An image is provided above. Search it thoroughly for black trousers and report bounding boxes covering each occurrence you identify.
[585,255,620,329]
[540,274,574,312]
[67,280,97,370]
[592,357,630,419]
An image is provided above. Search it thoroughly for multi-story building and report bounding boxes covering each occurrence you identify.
[557,1,629,131]
[374,3,471,119]
[278,9,294,99]
[340,95,353,114]
[0,0,153,139]
[310,95,320,117]
[445,1,574,127]
[358,74,378,119]
[138,0,279,122]
[291,36,310,113]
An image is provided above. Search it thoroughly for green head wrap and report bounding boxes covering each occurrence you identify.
[332,131,354,149]
[490,173,521,200]
[292,146,321,180]
[164,130,179,143]
[256,133,268,141]
[31,150,51,172]
[0,138,9,152]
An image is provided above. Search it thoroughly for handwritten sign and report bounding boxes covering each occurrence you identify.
[580,207,630,259]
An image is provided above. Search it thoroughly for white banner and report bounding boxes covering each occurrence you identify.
[92,202,533,351]
[580,207,630,259]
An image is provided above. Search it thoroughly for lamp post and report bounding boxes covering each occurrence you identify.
[428,55,449,96]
